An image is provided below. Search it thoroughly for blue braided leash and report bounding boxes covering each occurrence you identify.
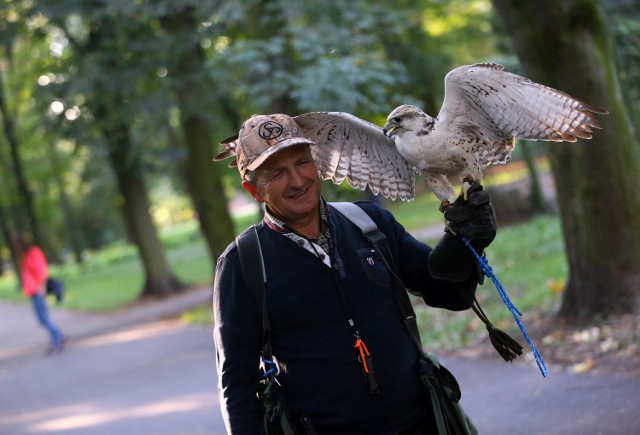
[462,237,548,378]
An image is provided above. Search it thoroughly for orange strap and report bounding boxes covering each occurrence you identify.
[354,338,372,373]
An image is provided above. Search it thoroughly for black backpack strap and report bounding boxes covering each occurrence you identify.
[330,203,482,435]
[330,202,523,365]
[235,226,272,361]
[329,202,425,355]
[235,226,308,435]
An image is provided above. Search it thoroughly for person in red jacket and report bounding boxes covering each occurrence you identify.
[13,234,67,356]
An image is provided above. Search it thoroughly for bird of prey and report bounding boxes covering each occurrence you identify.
[216,63,607,203]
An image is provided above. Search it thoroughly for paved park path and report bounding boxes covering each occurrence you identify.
[1,286,639,434]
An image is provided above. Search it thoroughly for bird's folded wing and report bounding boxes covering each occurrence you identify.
[294,111,417,201]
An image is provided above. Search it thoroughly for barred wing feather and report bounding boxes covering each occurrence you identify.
[439,63,607,167]
[294,112,417,201]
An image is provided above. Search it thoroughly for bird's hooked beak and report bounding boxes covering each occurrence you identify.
[382,124,397,138]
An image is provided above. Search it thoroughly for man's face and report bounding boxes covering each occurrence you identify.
[243,145,321,224]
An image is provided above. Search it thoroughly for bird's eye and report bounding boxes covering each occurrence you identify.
[393,117,402,123]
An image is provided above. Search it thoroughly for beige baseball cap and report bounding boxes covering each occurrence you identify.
[229,114,314,179]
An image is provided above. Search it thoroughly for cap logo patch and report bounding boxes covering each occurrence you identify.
[258,121,284,140]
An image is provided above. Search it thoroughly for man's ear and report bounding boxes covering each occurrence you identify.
[242,180,264,203]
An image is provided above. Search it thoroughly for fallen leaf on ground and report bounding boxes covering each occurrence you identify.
[572,358,595,374]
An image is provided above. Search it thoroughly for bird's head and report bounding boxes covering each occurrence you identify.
[383,104,432,138]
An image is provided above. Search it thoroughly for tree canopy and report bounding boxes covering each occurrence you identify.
[0,0,638,323]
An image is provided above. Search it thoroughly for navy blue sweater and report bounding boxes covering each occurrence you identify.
[213,201,477,434]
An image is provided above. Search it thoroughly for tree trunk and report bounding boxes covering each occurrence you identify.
[0,65,42,246]
[520,141,552,214]
[48,141,85,264]
[104,119,187,298]
[159,8,236,268]
[243,1,297,114]
[0,202,18,280]
[492,0,640,325]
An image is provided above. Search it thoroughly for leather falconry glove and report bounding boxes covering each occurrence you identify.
[443,181,496,253]
[428,182,497,282]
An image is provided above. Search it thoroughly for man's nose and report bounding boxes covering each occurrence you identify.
[289,168,306,186]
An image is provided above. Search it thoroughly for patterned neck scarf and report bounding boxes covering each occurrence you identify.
[264,199,332,266]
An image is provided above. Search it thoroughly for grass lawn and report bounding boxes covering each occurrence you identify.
[0,212,260,312]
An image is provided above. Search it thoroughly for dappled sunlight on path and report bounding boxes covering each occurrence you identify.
[78,319,187,348]
[27,393,215,433]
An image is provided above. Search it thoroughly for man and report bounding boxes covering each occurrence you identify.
[213,113,496,434]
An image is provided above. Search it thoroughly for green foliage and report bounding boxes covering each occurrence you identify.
[609,11,640,128]
[0,219,211,311]
[1,0,512,260]
[0,0,621,321]
[181,305,213,325]
[209,0,412,116]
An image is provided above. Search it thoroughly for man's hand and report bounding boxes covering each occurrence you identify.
[442,182,496,252]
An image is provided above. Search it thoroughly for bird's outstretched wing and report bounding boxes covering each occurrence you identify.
[438,63,608,166]
[293,112,417,201]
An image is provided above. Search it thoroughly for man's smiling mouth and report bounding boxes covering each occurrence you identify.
[287,182,312,199]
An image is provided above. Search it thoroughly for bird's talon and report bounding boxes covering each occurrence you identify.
[461,181,473,201]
